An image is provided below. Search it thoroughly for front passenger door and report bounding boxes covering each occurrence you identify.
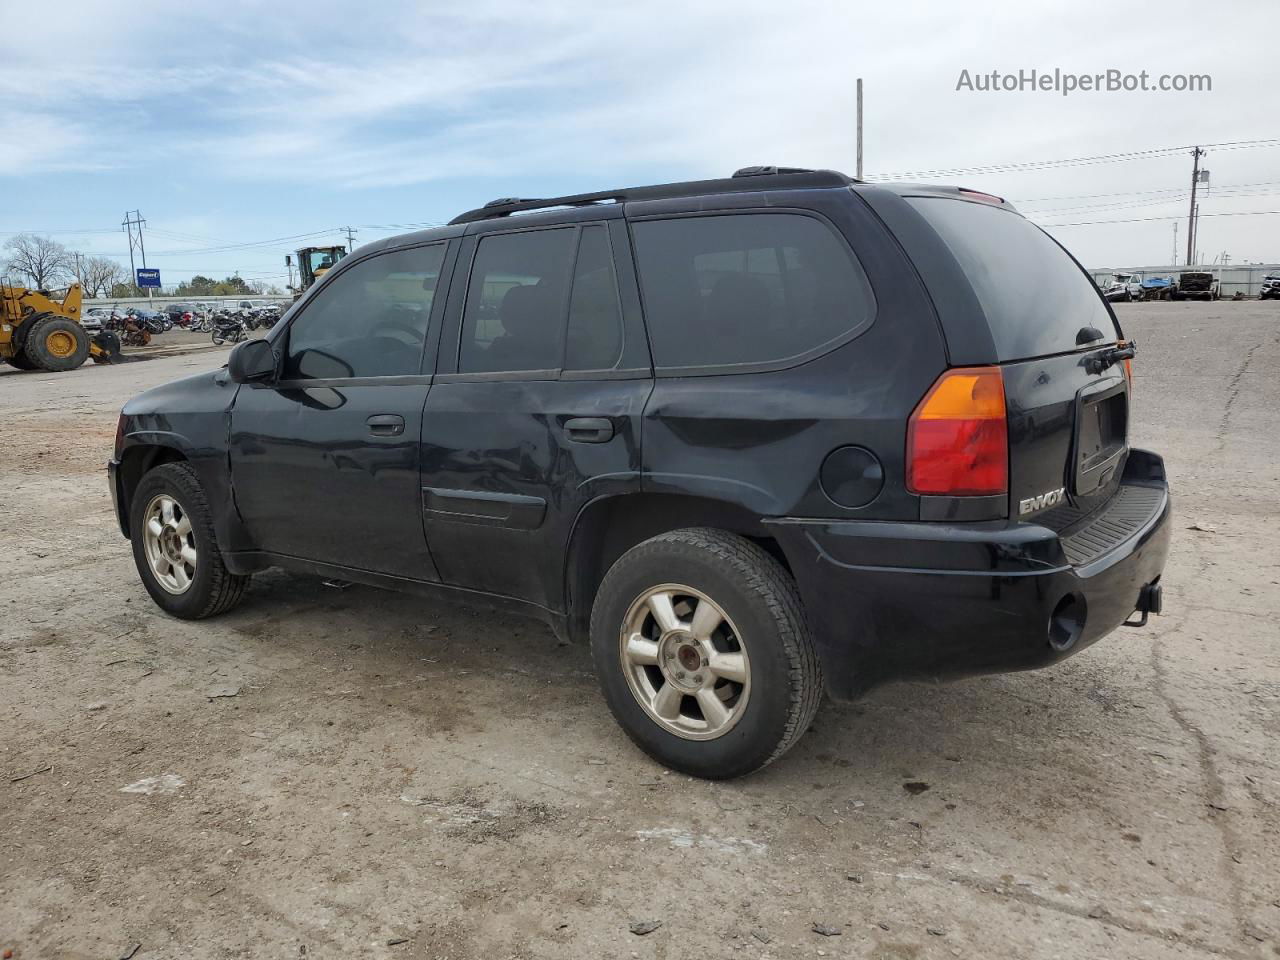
[229,242,453,579]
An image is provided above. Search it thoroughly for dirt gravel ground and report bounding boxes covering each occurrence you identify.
[2,302,1278,960]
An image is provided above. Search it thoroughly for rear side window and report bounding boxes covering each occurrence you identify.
[565,226,624,371]
[630,213,875,370]
[459,228,576,374]
[906,198,1119,360]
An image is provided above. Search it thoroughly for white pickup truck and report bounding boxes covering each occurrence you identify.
[1102,273,1144,302]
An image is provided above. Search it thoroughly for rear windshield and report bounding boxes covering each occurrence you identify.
[907,197,1119,360]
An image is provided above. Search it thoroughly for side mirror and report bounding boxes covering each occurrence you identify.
[227,338,277,384]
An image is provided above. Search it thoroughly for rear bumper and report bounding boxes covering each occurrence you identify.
[769,448,1172,701]
[107,458,129,538]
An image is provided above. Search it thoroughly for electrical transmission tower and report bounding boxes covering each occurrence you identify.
[122,210,149,295]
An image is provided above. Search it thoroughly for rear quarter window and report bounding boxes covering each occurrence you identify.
[906,197,1119,360]
[630,212,875,371]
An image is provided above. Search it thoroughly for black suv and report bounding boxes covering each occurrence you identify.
[109,168,1171,779]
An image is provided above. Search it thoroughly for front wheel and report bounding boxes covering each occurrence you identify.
[24,316,90,371]
[129,462,250,619]
[590,528,822,779]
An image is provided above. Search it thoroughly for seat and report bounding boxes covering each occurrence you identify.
[484,284,560,371]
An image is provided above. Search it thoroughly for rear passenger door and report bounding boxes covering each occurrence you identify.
[420,215,652,610]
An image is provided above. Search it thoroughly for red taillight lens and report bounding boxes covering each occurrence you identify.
[907,366,1008,496]
[114,411,126,456]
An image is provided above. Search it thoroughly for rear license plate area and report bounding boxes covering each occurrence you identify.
[1073,379,1128,496]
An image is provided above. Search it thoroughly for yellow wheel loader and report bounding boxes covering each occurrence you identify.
[287,245,347,297]
[1,283,125,372]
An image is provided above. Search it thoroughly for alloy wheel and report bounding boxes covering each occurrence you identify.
[141,494,197,594]
[619,584,751,740]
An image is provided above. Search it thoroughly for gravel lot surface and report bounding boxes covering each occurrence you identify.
[2,302,1278,959]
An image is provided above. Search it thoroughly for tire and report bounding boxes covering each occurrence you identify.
[590,528,822,779]
[5,352,38,369]
[23,316,90,371]
[129,462,250,619]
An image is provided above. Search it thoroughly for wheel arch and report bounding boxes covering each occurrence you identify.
[119,441,191,531]
[562,492,792,644]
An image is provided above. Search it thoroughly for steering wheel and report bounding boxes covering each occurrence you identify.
[370,320,424,347]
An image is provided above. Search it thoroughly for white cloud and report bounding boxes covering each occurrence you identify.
[2,0,1277,264]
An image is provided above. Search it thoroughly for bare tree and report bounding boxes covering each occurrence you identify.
[80,256,127,298]
[2,234,73,290]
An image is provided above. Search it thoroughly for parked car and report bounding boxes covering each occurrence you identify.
[108,167,1171,779]
[1259,274,1280,300]
[81,307,111,332]
[1139,276,1175,301]
[1173,271,1219,301]
[163,302,196,320]
[1102,273,1144,302]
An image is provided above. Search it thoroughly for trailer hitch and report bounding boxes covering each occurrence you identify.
[1122,581,1163,628]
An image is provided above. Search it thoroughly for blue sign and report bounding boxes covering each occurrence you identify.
[136,268,161,289]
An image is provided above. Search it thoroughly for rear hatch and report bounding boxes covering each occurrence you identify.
[906,196,1131,536]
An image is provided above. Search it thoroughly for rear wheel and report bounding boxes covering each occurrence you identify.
[590,528,821,779]
[23,317,90,371]
[130,462,250,619]
[5,352,38,370]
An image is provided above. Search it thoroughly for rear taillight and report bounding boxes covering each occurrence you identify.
[907,366,1008,496]
[114,411,126,456]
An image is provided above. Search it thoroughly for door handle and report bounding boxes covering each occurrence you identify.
[366,414,405,437]
[564,417,614,443]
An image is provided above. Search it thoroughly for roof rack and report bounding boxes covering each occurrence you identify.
[449,168,854,225]
[731,165,816,177]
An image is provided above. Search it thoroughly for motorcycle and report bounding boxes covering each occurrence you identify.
[121,317,152,348]
[255,305,284,329]
[211,315,247,346]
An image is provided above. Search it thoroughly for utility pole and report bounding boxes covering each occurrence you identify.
[855,78,864,181]
[74,252,83,288]
[1172,222,1178,266]
[344,226,358,251]
[122,209,149,297]
[1192,201,1200,267]
[1186,147,1204,266]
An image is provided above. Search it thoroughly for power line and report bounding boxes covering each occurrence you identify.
[864,138,1280,182]
[1034,209,1280,228]
[1013,178,1280,204]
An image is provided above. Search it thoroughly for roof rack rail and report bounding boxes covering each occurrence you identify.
[451,191,626,225]
[449,168,855,225]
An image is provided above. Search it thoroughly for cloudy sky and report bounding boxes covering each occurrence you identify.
[2,0,1276,290]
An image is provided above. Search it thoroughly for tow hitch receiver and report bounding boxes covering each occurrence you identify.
[1122,581,1163,628]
